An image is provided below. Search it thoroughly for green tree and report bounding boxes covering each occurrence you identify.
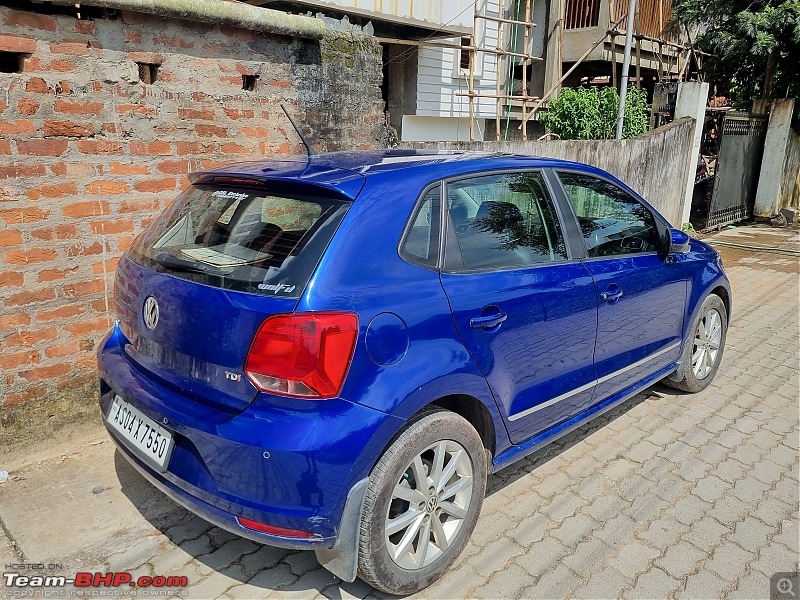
[670,0,800,102]
[541,86,650,140]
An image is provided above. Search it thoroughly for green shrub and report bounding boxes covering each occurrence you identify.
[541,86,650,140]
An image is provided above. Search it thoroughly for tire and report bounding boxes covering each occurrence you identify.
[664,294,728,393]
[357,408,488,595]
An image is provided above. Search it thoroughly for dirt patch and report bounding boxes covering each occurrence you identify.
[0,382,102,458]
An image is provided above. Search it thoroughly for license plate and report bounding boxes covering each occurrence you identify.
[106,395,174,472]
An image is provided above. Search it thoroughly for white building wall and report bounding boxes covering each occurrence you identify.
[415,0,500,120]
[401,115,486,142]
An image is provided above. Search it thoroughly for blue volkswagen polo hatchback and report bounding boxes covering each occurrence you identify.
[98,150,730,594]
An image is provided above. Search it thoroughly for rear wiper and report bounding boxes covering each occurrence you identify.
[155,253,233,276]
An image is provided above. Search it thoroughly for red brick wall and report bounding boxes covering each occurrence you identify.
[0,7,384,410]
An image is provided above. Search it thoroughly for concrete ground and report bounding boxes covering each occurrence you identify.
[1,223,798,599]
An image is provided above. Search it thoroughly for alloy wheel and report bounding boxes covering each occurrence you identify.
[384,440,473,569]
[692,307,722,380]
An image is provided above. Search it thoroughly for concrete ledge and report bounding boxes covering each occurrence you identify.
[80,0,327,39]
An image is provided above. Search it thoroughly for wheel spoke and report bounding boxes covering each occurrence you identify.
[439,501,467,519]
[430,441,446,489]
[704,346,714,373]
[692,348,705,377]
[411,455,429,491]
[698,351,707,377]
[708,339,720,350]
[436,449,462,493]
[431,514,448,551]
[416,519,432,567]
[392,484,426,505]
[692,346,704,366]
[442,475,472,501]
[386,507,423,536]
[707,311,718,333]
[709,348,718,364]
[391,513,425,562]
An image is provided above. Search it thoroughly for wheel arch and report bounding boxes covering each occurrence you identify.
[355,391,501,491]
[710,285,731,322]
[429,394,497,459]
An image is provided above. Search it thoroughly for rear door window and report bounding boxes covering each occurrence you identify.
[127,185,349,297]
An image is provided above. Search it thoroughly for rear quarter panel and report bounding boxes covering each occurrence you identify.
[297,170,513,468]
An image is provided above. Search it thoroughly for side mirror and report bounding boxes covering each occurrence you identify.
[670,228,691,254]
[656,218,671,257]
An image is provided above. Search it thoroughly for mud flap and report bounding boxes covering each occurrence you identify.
[315,477,368,582]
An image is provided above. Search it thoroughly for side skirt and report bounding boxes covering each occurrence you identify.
[492,362,679,473]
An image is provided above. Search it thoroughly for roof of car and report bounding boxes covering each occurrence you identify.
[190,149,595,200]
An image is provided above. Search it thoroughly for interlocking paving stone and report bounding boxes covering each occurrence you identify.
[574,568,631,599]
[468,563,532,599]
[727,517,775,554]
[625,567,681,599]
[637,516,690,550]
[704,542,757,580]
[654,541,709,579]
[608,540,661,579]
[676,570,728,599]
[521,563,580,599]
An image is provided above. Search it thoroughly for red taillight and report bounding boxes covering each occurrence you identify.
[245,312,358,398]
[236,516,318,539]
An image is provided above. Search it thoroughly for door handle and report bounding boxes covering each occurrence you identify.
[600,286,623,303]
[470,312,508,330]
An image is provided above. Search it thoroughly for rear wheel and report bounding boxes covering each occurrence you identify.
[357,409,488,595]
[665,294,727,392]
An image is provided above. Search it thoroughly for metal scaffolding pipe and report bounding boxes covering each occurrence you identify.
[615,0,637,139]
[78,0,327,39]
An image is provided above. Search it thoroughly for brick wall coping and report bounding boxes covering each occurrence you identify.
[80,0,328,39]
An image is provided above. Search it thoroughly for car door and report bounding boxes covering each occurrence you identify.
[439,171,598,444]
[553,170,687,402]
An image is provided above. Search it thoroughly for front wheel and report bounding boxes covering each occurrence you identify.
[665,293,728,392]
[357,409,488,595]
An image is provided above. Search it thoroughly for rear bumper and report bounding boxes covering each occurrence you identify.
[109,427,335,550]
[98,324,401,545]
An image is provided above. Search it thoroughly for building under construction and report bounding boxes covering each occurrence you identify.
[252,0,696,141]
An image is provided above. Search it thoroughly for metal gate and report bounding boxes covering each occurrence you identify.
[704,113,767,229]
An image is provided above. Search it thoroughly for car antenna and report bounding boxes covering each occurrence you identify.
[280,104,317,157]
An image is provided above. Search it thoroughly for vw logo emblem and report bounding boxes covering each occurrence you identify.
[143,296,159,331]
[426,496,438,513]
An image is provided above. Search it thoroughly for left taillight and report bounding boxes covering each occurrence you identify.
[244,312,358,399]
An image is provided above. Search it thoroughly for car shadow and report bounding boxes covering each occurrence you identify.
[486,383,678,495]
[115,383,671,598]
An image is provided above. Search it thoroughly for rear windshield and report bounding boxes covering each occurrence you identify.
[127,185,349,297]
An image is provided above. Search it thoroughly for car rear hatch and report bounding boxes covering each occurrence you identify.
[115,172,359,414]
